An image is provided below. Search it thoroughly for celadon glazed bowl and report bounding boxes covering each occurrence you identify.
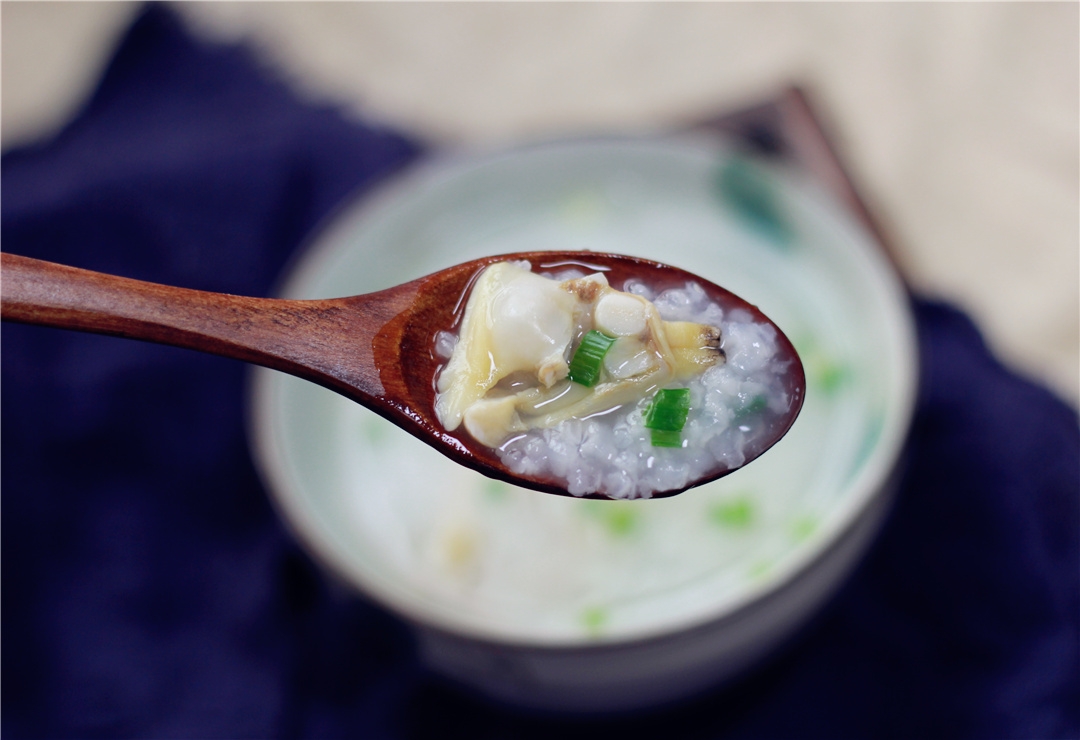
[249,137,918,713]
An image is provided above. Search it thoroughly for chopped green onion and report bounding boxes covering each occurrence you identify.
[710,498,754,528]
[734,394,768,420]
[568,330,617,387]
[650,429,684,448]
[645,388,691,448]
[645,388,691,431]
[716,156,792,246]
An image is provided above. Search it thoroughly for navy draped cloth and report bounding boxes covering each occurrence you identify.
[3,7,1077,738]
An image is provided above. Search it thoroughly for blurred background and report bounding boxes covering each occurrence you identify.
[3,0,1077,407]
[4,4,1078,737]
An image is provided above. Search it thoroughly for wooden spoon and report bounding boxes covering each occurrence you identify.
[1,251,804,498]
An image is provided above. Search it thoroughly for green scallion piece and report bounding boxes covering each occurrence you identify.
[650,429,684,448]
[568,330,617,387]
[645,388,691,448]
[716,156,793,246]
[645,388,691,431]
[734,394,768,420]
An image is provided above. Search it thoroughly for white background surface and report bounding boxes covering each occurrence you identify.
[3,2,1076,406]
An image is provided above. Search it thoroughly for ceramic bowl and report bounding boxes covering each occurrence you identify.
[248,137,918,712]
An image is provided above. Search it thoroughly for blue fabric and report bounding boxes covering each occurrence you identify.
[3,6,1077,738]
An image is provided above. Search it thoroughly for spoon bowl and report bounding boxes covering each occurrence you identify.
[0,250,804,497]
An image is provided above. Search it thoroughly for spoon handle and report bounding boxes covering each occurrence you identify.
[0,252,403,401]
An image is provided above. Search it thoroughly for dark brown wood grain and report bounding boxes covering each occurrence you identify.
[1,250,805,498]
